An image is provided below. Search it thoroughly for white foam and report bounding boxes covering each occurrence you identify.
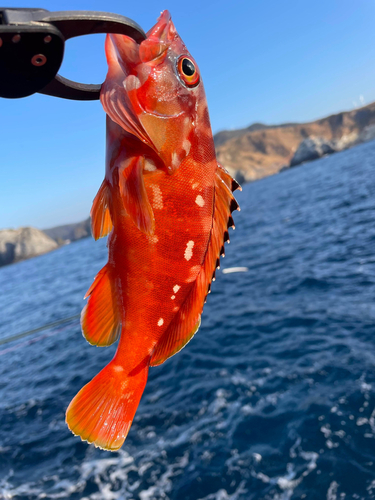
[222,267,249,274]
[197,480,247,500]
[356,417,368,426]
[249,438,318,500]
[326,481,339,500]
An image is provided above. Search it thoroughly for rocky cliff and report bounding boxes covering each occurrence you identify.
[0,218,92,268]
[0,227,58,267]
[215,102,375,182]
[43,218,91,244]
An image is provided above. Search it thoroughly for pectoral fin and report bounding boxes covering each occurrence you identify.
[81,264,121,347]
[119,156,155,235]
[91,180,113,240]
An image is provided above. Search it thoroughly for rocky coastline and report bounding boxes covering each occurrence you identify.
[0,219,92,268]
[43,218,91,245]
[289,125,375,167]
[0,227,58,267]
[215,102,375,182]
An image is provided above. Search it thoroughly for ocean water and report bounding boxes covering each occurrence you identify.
[1,140,375,500]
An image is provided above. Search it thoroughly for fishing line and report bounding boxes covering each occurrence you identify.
[0,314,80,347]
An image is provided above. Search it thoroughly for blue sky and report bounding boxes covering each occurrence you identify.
[2,0,375,229]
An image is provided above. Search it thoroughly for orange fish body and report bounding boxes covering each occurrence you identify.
[66,11,240,450]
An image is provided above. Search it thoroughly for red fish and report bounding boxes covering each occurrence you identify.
[66,10,240,451]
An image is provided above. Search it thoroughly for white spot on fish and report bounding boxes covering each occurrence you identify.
[182,139,191,155]
[150,184,163,209]
[192,182,199,190]
[171,295,175,300]
[124,75,141,91]
[171,152,179,169]
[195,195,205,207]
[144,160,157,172]
[113,365,124,373]
[185,265,201,282]
[184,241,194,261]
[173,284,181,294]
[148,235,158,244]
[157,318,164,326]
[173,306,179,312]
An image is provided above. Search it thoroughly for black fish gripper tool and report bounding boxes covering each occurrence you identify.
[0,8,146,100]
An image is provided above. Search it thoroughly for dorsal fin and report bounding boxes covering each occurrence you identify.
[91,180,113,240]
[81,264,121,346]
[151,166,239,366]
[216,162,242,193]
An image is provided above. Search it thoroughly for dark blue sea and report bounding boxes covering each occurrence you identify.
[1,140,375,500]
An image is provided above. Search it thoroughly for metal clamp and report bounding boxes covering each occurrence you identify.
[0,8,146,100]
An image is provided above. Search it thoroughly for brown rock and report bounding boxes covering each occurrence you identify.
[215,102,375,182]
[0,227,58,267]
[43,218,91,244]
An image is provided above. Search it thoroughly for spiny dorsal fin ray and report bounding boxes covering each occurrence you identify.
[150,166,239,366]
[81,264,121,347]
[216,162,242,192]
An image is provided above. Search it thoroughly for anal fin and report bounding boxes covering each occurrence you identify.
[91,180,113,240]
[81,264,121,346]
[151,316,201,366]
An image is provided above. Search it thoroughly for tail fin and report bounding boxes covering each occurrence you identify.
[66,357,149,451]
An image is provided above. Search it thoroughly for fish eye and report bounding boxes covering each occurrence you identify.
[177,56,200,87]
[182,58,195,76]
